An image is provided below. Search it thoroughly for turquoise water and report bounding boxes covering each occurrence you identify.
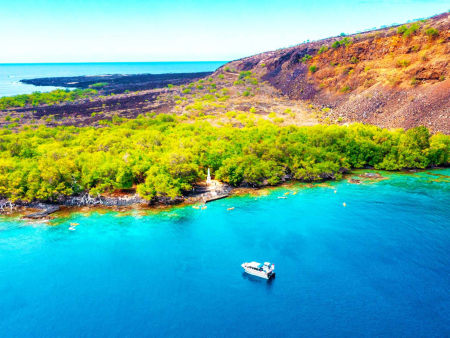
[1,170,450,337]
[0,62,227,97]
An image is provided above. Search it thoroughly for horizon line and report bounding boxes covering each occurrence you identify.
[0,61,229,65]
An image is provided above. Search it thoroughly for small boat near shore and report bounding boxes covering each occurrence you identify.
[241,262,275,279]
[278,196,287,199]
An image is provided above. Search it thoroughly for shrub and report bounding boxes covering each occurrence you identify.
[426,28,439,38]
[167,84,174,89]
[410,77,418,86]
[224,66,230,72]
[340,86,351,93]
[309,65,318,73]
[90,82,108,88]
[364,66,371,72]
[218,74,224,79]
[197,85,204,90]
[332,41,340,49]
[396,59,410,68]
[397,25,408,35]
[340,37,352,47]
[182,89,191,94]
[388,77,401,86]
[238,71,252,80]
[91,112,97,118]
[350,56,359,64]
[261,63,266,67]
[301,54,313,63]
[226,111,237,119]
[404,24,420,38]
[242,91,251,97]
[233,80,244,86]
[440,75,445,81]
[318,46,328,55]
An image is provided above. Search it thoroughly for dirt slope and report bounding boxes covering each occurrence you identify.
[220,12,450,133]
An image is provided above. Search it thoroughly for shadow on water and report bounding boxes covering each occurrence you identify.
[241,272,276,288]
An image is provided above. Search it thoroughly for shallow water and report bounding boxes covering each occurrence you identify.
[1,170,450,337]
[0,62,226,97]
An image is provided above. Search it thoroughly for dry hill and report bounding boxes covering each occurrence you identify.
[220,12,450,133]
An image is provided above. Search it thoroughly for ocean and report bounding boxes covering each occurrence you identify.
[0,170,449,337]
[0,62,227,97]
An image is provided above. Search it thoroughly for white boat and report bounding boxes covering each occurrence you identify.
[241,261,275,279]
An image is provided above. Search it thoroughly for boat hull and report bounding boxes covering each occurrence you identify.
[242,267,275,279]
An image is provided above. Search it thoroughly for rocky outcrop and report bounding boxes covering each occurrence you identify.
[21,72,213,94]
[58,193,146,207]
[24,204,60,219]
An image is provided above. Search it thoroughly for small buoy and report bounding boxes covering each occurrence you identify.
[278,196,287,199]
[227,207,235,211]
[284,192,290,195]
[201,206,207,210]
[343,202,346,207]
[192,206,199,209]
[334,190,337,193]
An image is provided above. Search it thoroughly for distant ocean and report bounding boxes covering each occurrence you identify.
[0,62,227,97]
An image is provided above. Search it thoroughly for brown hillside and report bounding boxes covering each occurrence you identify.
[220,12,450,133]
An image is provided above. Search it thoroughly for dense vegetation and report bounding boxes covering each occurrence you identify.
[0,88,97,109]
[0,115,449,203]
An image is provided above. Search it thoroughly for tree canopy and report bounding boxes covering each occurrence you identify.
[0,115,448,203]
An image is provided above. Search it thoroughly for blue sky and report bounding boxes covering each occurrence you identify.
[1,0,448,63]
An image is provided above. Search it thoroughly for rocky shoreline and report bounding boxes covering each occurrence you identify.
[0,183,234,219]
[1,169,435,220]
[20,72,213,95]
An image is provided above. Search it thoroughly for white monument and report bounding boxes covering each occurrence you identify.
[206,168,212,185]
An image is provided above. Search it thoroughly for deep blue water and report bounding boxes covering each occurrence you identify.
[1,170,450,337]
[0,62,227,97]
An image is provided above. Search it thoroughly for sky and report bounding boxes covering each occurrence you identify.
[1,0,449,63]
